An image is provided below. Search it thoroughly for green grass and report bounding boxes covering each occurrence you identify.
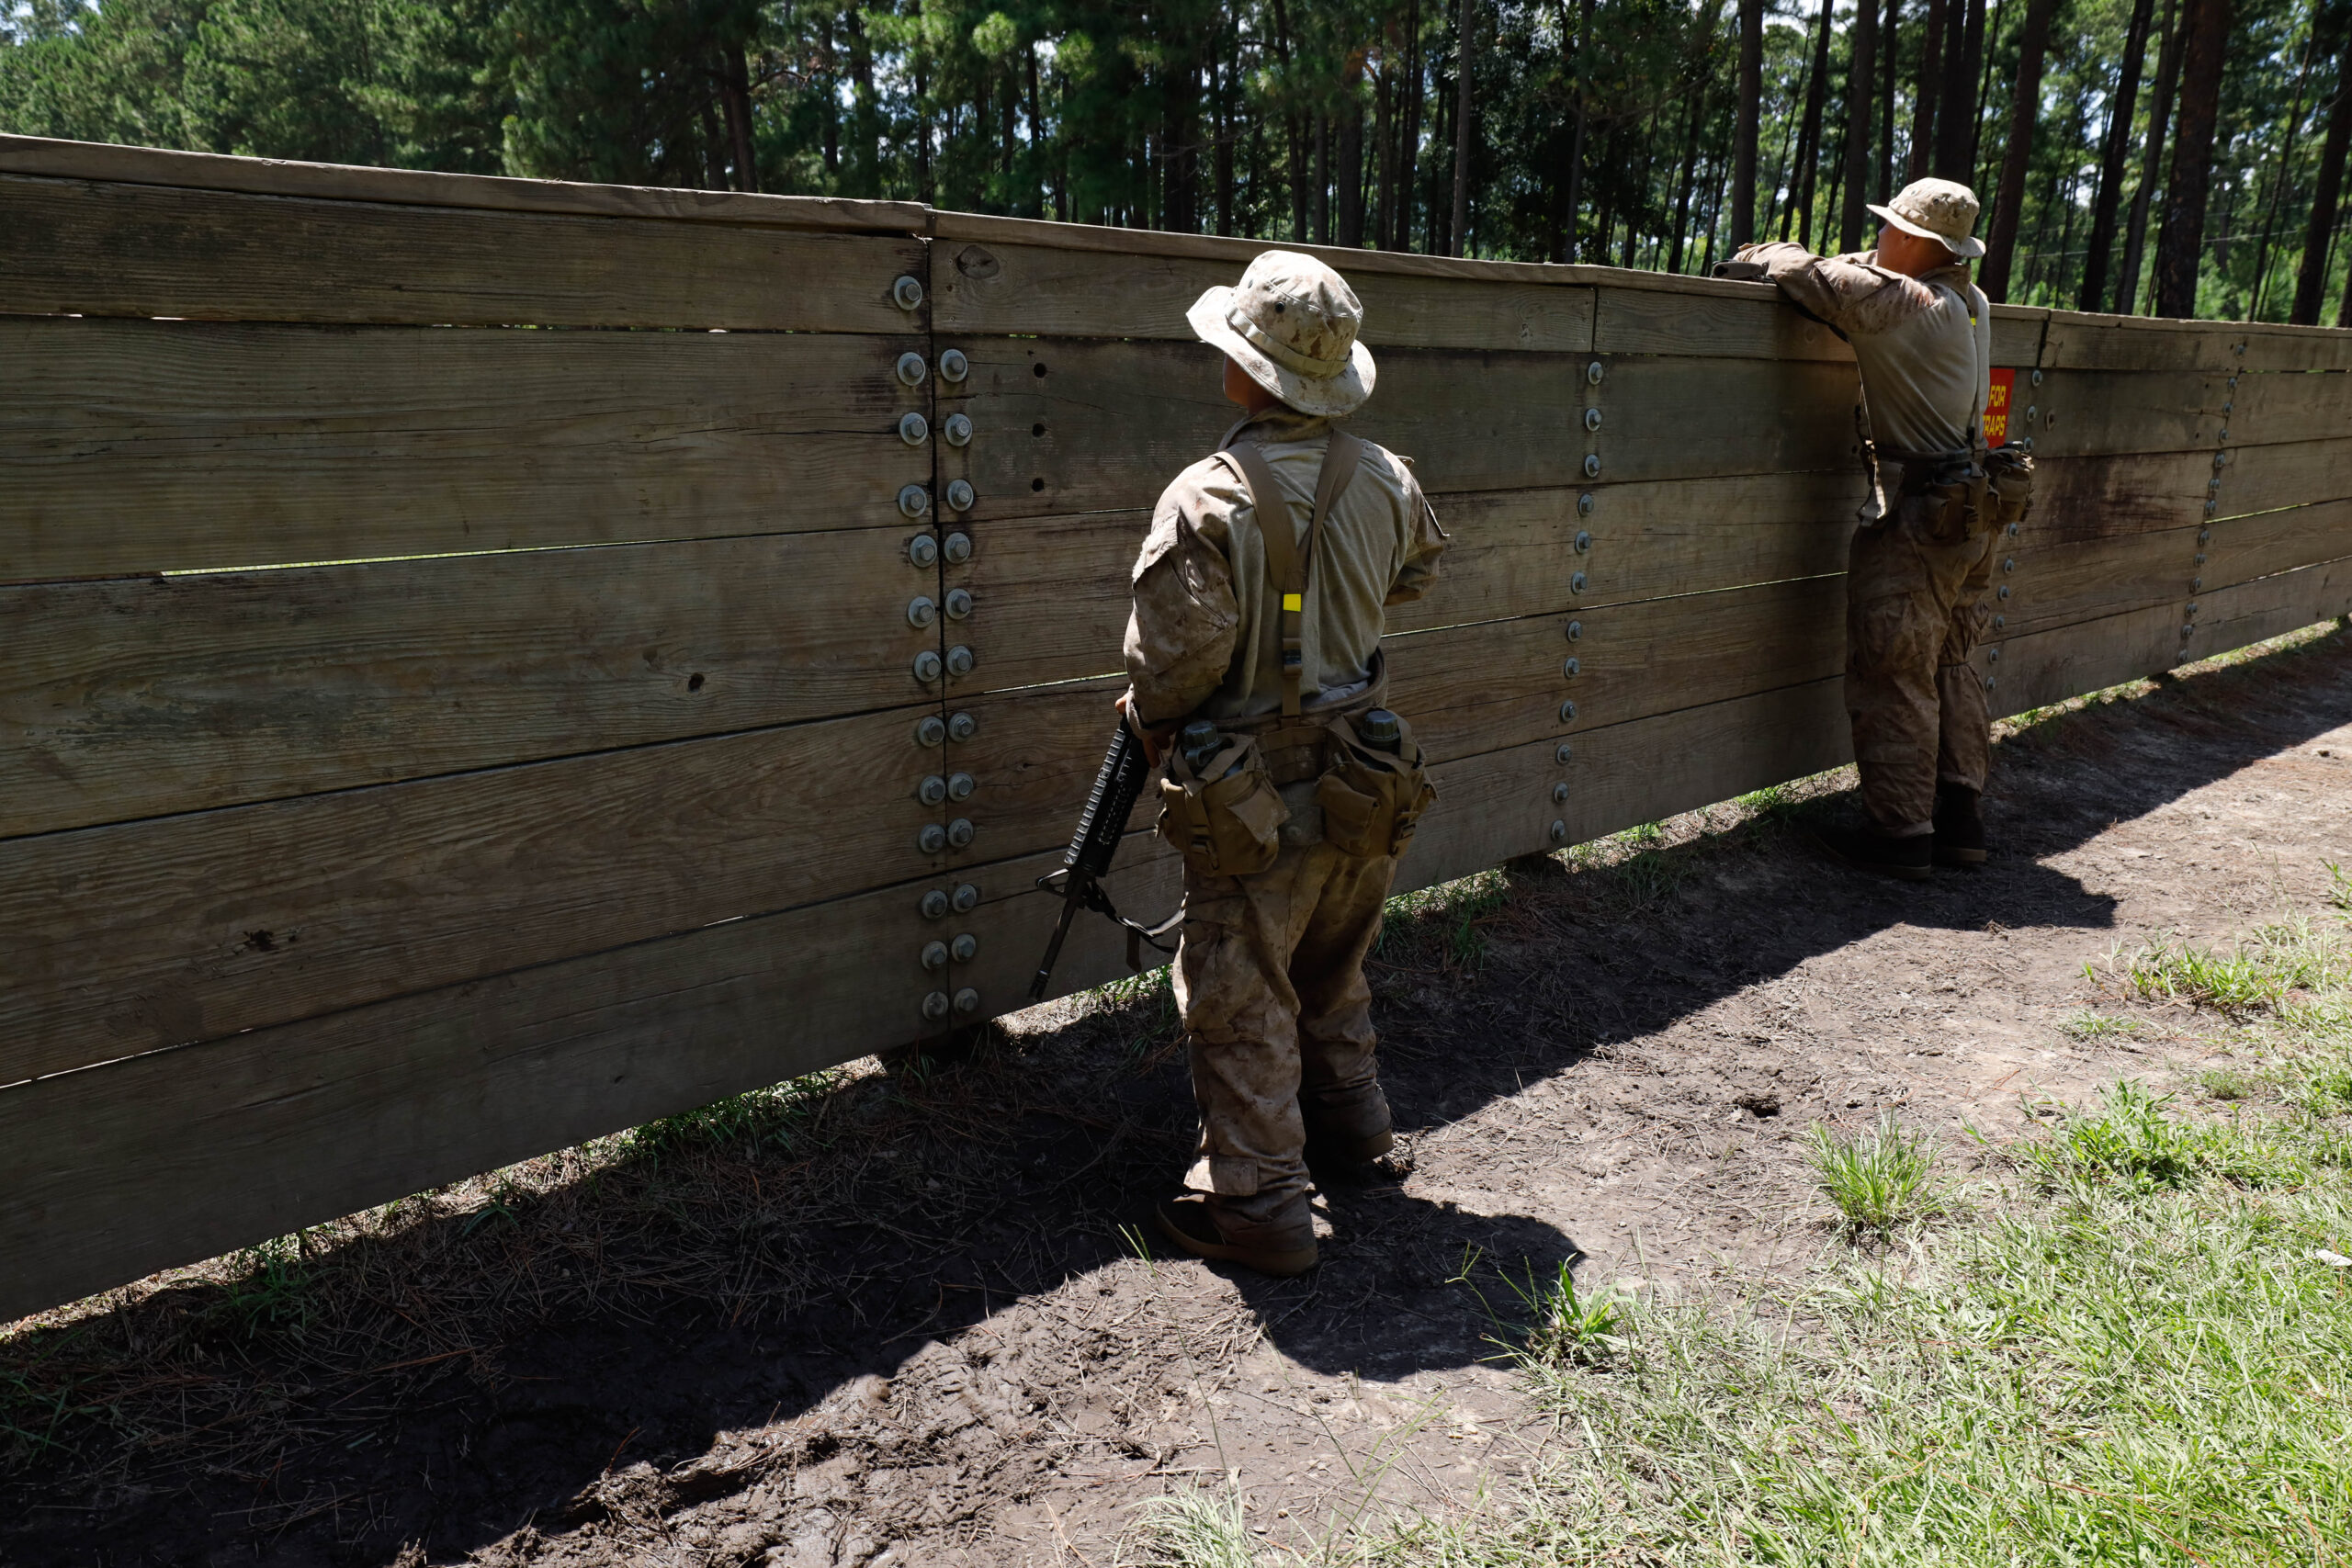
[2060,1009,2144,1041]
[625,1067,847,1161]
[1804,1114,1949,1235]
[1118,1482,1261,1568]
[1378,867,1510,969]
[2327,860,2352,916]
[1507,1261,1635,1371]
[2114,916,2341,1017]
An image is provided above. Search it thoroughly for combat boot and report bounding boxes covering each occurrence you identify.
[1933,784,1987,867]
[1155,1195,1318,1277]
[1807,822,1933,882]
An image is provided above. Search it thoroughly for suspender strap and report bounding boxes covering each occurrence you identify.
[1221,431,1365,716]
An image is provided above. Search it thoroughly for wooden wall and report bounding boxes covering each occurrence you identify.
[6,134,2350,1322]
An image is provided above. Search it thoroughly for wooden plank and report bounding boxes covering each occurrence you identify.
[2206,498,2352,588]
[956,472,1864,695]
[0,132,929,232]
[2021,368,2225,457]
[931,238,1595,351]
[2215,437,2352,518]
[0,172,929,329]
[954,675,1852,1010]
[0,530,944,838]
[944,577,1849,871]
[0,704,957,1087]
[2183,553,2352,658]
[2222,372,2352,449]
[2028,449,2212,543]
[940,338,1866,522]
[1,318,929,583]
[0,874,946,1324]
[1984,601,2186,716]
[1596,283,2045,367]
[1995,527,2198,640]
[2039,311,2244,373]
[2232,325,2352,375]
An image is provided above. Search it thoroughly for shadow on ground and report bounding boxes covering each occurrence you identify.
[5,623,2348,1566]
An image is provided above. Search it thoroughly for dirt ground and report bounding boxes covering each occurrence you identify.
[6,623,2351,1568]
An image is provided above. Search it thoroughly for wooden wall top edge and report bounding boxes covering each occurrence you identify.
[0,134,932,234]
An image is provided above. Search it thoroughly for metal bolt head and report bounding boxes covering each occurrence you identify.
[1997,584,2010,600]
[919,823,947,853]
[1577,493,1595,519]
[2183,623,2197,638]
[944,587,974,620]
[1555,741,1573,765]
[916,714,947,747]
[2218,427,2229,444]
[1570,570,1588,594]
[1993,614,2006,629]
[2007,522,2020,537]
[2002,557,2016,572]
[1586,360,1604,385]
[2025,404,2038,423]
[2191,576,2203,592]
[2187,601,2199,615]
[2199,528,2211,545]
[952,882,979,912]
[1583,406,1602,433]
[1987,646,2001,662]
[939,348,970,382]
[922,940,950,970]
[1566,619,1582,641]
[945,479,976,511]
[896,351,928,387]
[953,987,980,1014]
[922,990,951,1021]
[2030,368,2043,387]
[1984,675,1997,692]
[907,534,939,568]
[2194,553,2207,567]
[892,275,925,310]
[907,595,937,628]
[898,484,931,518]
[1552,781,1570,804]
[1562,656,1580,678]
[2204,499,2218,515]
[944,412,974,446]
[946,817,975,848]
[1549,818,1568,843]
[1574,529,1592,553]
[951,933,978,963]
[947,772,976,801]
[947,711,977,742]
[921,888,950,919]
[898,411,930,446]
[1582,453,1602,479]
[2213,451,2228,468]
[943,531,973,564]
[912,649,944,682]
[2222,399,2233,413]
[1558,699,1578,723]
[945,644,976,677]
[917,774,947,806]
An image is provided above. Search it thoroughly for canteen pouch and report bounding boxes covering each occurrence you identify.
[1314,715,1438,859]
[1158,733,1288,877]
[1984,446,2036,530]
[1895,455,1990,545]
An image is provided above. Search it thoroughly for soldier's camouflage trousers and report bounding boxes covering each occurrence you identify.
[1846,508,1998,835]
[1172,837,1397,1250]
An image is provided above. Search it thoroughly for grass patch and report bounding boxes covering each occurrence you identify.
[2198,1066,2262,1101]
[1377,867,1510,970]
[1118,1482,1260,1568]
[2059,1008,2144,1041]
[1805,1113,1949,1235]
[1506,1261,1635,1371]
[2113,915,2343,1017]
[626,1067,849,1162]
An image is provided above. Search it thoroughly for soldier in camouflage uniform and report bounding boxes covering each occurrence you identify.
[1728,178,2019,879]
[1121,251,1448,1277]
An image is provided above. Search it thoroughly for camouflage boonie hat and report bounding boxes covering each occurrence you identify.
[1187,251,1376,419]
[1869,177,1986,260]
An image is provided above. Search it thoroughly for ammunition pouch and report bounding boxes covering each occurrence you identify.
[1890,451,1990,545]
[1984,446,2036,530]
[1314,714,1438,860]
[1157,732,1287,877]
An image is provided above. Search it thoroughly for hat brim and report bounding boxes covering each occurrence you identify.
[1867,202,1986,260]
[1187,285,1376,419]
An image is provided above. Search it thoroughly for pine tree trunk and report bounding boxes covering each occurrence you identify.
[2293,12,2352,323]
[1733,0,1763,245]
[1399,0,1425,251]
[1934,0,1980,178]
[721,41,758,193]
[1451,0,1475,254]
[1960,0,1989,176]
[1375,21,1397,248]
[1669,79,1707,272]
[1980,0,2056,300]
[1839,0,1878,252]
[2079,0,2156,309]
[2116,0,2181,310]
[1566,0,1594,257]
[2154,0,2232,316]
[1339,85,1366,246]
[1879,0,1899,198]
[1792,0,1835,241]
[1910,0,1945,179]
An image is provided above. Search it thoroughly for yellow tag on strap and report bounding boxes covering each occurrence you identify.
[1282,592,1303,611]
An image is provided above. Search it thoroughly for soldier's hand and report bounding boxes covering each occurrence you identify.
[1114,692,1175,769]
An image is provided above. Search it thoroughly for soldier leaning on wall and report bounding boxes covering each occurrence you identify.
[1115,252,1449,1278]
[1716,178,2035,880]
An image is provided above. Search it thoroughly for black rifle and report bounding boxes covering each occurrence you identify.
[1028,722,1182,1001]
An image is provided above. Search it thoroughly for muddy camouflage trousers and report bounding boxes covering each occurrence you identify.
[1172,838,1398,1249]
[1846,507,1998,835]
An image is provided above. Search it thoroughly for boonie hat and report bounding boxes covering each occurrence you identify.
[1187,251,1376,419]
[1868,177,1986,260]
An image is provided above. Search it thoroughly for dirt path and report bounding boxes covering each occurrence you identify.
[6,625,2349,1568]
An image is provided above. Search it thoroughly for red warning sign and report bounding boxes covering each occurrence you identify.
[1984,367,2015,447]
